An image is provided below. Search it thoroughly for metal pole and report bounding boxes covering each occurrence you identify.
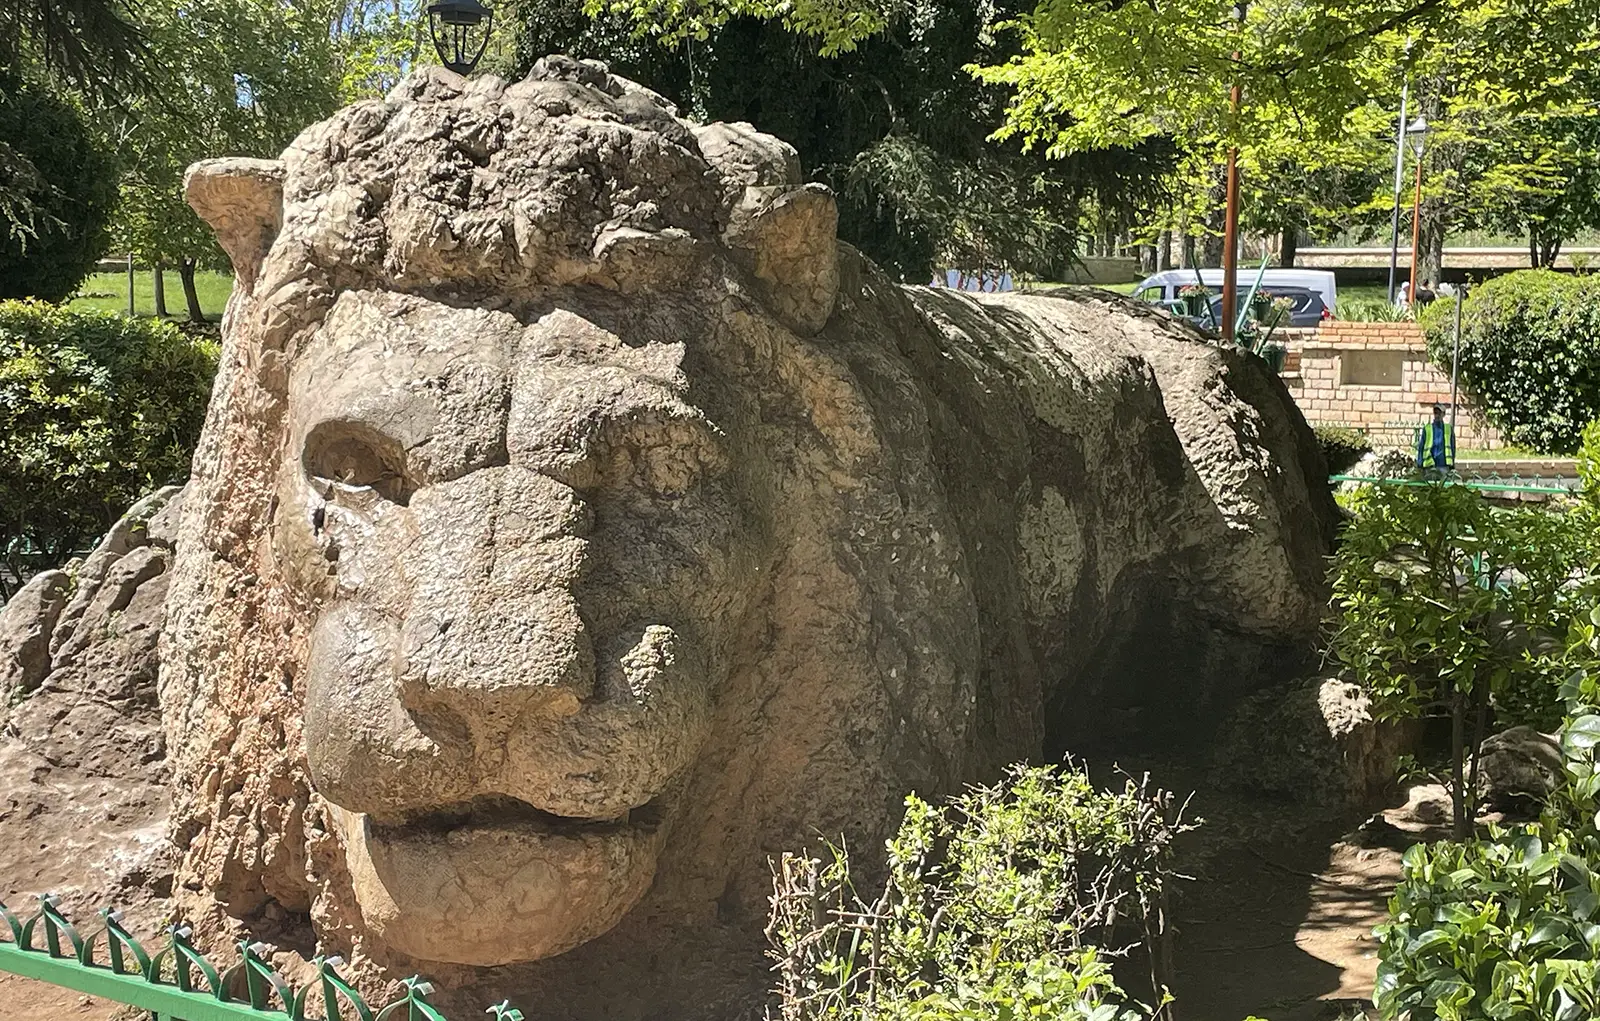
[126,252,134,316]
[1220,2,1247,343]
[1386,82,1409,304]
[1450,284,1463,440]
[1220,79,1242,342]
[1409,157,1424,305]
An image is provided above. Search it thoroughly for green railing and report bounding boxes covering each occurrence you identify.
[1330,473,1579,496]
[0,893,525,1021]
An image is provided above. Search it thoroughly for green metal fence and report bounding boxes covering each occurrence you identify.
[0,893,525,1020]
[1329,473,1580,496]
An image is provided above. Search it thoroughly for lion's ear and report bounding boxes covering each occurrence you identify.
[184,157,286,292]
[723,183,839,336]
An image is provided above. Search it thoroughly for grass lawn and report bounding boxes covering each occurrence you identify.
[69,270,234,321]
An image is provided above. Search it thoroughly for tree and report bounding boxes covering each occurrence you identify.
[594,0,1600,276]
[0,0,146,97]
[1330,483,1592,838]
[0,72,118,302]
[107,0,344,321]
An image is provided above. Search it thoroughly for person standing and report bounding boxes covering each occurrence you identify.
[1415,403,1455,473]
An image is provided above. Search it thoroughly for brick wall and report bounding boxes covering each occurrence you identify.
[1278,321,1504,450]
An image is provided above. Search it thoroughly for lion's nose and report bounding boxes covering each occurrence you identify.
[396,588,596,729]
[393,465,597,744]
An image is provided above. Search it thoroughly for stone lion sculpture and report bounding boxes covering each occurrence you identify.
[160,56,1336,1017]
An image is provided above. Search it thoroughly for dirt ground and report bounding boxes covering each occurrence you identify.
[1165,776,1451,1021]
[0,973,126,1021]
[1172,829,1400,1020]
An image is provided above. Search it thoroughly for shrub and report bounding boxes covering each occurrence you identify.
[1315,425,1371,475]
[1423,270,1600,454]
[0,301,217,597]
[1337,297,1410,322]
[767,762,1195,1021]
[1330,483,1595,836]
[1376,700,1600,1021]
[0,73,119,303]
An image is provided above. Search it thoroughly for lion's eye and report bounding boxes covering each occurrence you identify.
[303,420,415,506]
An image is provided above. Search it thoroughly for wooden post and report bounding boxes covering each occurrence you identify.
[1220,4,1247,342]
[125,253,134,316]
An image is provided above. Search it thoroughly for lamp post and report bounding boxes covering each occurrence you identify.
[427,0,493,76]
[1220,1,1247,343]
[1385,82,1410,303]
[1406,116,1429,306]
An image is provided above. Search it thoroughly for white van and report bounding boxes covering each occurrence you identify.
[1133,268,1338,314]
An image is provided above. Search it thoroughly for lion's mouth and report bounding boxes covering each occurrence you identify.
[366,792,669,840]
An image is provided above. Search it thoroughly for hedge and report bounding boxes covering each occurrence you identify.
[1423,270,1600,454]
[0,301,217,595]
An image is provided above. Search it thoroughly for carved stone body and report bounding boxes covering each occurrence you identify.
[162,58,1337,1017]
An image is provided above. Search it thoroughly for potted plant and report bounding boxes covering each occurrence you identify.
[1250,288,1274,324]
[1178,283,1212,318]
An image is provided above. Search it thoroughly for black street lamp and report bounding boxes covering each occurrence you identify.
[427,0,493,76]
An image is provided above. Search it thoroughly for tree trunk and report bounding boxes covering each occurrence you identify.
[1201,168,1227,266]
[179,258,205,323]
[1451,694,1468,840]
[1536,233,1562,268]
[1158,230,1173,271]
[153,261,169,318]
[1279,227,1299,268]
[1419,203,1446,291]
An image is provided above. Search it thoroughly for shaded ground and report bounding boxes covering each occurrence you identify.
[1174,827,1398,1021]
[1159,768,1451,1021]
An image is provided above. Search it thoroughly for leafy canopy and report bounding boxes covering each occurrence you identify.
[0,72,118,301]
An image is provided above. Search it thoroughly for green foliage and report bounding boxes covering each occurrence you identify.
[1374,686,1600,1021]
[1337,298,1411,323]
[0,301,217,596]
[1376,826,1600,1021]
[1423,270,1600,455]
[1577,421,1600,510]
[0,74,118,301]
[110,0,345,279]
[1330,483,1596,834]
[767,762,1194,1021]
[514,1,1174,281]
[1315,426,1372,475]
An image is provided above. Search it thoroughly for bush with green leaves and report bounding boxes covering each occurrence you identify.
[1315,425,1372,476]
[0,301,217,597]
[1375,688,1600,1021]
[1422,270,1600,454]
[766,762,1195,1021]
[1330,482,1597,837]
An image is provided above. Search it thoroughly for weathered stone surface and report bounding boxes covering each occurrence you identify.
[0,487,182,919]
[0,570,70,712]
[1477,725,1564,811]
[166,58,1338,1016]
[1212,678,1407,810]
